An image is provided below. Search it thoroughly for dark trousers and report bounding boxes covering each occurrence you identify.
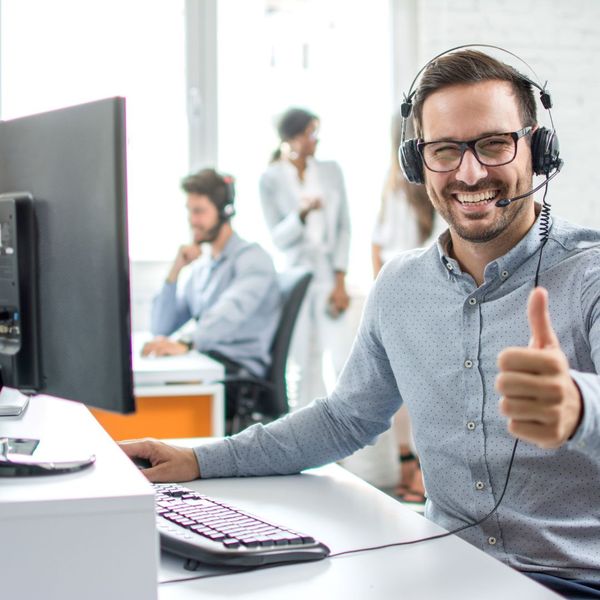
[525,572,600,599]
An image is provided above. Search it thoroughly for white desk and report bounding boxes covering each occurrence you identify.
[158,441,560,600]
[0,394,158,600]
[90,336,226,439]
[134,350,225,437]
[1,406,560,600]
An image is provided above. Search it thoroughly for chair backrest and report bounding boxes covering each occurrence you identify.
[266,268,312,417]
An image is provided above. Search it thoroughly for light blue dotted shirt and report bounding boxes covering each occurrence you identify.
[151,233,281,376]
[197,215,600,581]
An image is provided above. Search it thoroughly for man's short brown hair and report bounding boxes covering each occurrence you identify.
[412,50,537,139]
[181,168,230,212]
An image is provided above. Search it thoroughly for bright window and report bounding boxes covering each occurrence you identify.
[0,0,189,261]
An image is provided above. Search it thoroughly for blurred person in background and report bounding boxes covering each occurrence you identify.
[259,107,352,409]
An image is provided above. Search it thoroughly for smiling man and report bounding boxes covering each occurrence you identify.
[122,52,600,598]
[142,168,281,382]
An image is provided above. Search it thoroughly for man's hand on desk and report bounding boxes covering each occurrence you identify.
[141,336,189,357]
[118,438,201,483]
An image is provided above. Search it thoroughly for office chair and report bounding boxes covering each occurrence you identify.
[224,268,312,435]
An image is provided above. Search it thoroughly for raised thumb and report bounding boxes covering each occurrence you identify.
[527,287,559,349]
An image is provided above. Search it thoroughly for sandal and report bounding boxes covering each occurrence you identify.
[394,451,419,496]
[398,488,427,504]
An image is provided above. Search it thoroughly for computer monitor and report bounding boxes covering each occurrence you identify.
[0,97,134,414]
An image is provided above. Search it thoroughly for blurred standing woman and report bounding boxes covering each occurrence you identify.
[260,107,351,409]
[372,112,435,276]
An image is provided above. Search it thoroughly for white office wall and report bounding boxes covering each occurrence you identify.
[409,0,600,228]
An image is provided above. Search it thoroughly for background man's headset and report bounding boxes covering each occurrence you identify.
[218,174,236,223]
[398,43,563,213]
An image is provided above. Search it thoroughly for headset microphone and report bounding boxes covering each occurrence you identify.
[495,161,562,207]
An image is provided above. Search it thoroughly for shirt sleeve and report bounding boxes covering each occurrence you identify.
[566,249,600,457]
[259,170,305,250]
[192,246,278,349]
[331,162,351,273]
[371,190,391,247]
[195,270,404,478]
[150,280,193,336]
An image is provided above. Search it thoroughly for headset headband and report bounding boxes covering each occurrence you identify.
[400,43,555,145]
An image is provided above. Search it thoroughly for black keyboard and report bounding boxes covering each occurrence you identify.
[154,483,330,567]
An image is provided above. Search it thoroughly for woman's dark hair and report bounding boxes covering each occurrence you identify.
[181,168,230,212]
[270,107,318,162]
[411,50,537,138]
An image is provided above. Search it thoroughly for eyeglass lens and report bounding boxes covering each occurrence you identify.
[421,133,517,172]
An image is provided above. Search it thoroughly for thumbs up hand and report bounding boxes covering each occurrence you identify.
[496,287,583,448]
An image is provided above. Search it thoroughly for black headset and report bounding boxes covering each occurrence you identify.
[399,44,562,185]
[218,173,236,223]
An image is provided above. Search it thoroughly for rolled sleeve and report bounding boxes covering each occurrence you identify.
[259,172,305,250]
[150,281,191,336]
[568,370,600,456]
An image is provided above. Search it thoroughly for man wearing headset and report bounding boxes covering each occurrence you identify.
[142,168,281,383]
[124,53,600,597]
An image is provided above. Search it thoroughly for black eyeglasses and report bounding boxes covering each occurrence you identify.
[417,127,532,173]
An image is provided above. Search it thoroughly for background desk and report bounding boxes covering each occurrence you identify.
[158,441,560,600]
[91,350,225,439]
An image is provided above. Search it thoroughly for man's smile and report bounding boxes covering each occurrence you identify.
[453,189,499,205]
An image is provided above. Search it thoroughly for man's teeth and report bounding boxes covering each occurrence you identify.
[455,190,497,204]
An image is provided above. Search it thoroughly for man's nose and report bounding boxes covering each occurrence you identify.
[455,149,488,186]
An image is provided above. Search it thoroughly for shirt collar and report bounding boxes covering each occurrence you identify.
[211,231,242,264]
[435,209,553,281]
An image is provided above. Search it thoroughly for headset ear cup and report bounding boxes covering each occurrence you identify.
[400,139,425,184]
[531,127,560,176]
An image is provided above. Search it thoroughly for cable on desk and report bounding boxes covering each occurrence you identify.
[329,438,519,559]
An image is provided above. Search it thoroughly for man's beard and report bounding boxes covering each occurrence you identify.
[193,220,223,244]
[427,175,532,244]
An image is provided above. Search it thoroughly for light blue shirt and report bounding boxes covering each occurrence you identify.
[151,233,281,376]
[196,215,600,581]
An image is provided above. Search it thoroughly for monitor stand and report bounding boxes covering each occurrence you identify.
[0,386,31,417]
[0,388,96,477]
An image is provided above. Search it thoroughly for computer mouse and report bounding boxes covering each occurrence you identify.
[131,456,152,470]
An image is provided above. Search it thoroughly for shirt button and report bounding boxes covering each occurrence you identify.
[475,481,485,490]
[467,421,476,431]
[501,270,509,278]
[445,262,454,270]
[468,297,477,306]
[464,359,473,369]
[488,536,497,545]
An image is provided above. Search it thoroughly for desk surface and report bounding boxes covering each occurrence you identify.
[132,333,224,387]
[157,445,559,600]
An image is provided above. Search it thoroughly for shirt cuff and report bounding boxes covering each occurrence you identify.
[566,369,600,454]
[194,439,238,479]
